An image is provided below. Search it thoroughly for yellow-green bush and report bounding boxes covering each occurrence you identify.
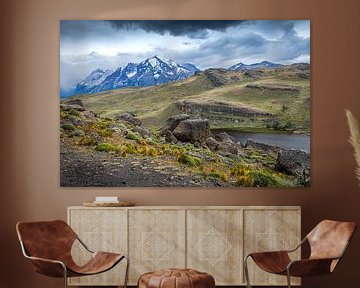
[250,170,282,187]
[118,143,139,157]
[231,165,254,186]
[97,128,114,137]
[178,153,202,167]
[77,135,98,146]
[67,109,81,117]
[61,123,76,132]
[95,143,118,152]
[126,131,141,141]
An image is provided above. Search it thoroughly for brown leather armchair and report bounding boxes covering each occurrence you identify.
[244,220,356,288]
[16,220,129,288]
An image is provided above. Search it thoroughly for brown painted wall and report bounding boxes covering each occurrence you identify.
[1,0,360,287]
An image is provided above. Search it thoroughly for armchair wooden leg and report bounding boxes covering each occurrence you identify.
[123,255,130,288]
[244,255,252,288]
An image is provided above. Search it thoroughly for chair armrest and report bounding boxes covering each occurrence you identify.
[26,255,67,278]
[286,237,307,253]
[19,240,67,277]
[287,258,336,277]
[76,236,94,253]
[247,250,290,258]
[246,251,292,274]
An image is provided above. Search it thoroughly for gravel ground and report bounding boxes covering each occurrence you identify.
[60,139,225,187]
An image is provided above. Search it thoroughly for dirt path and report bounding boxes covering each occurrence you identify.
[60,139,223,187]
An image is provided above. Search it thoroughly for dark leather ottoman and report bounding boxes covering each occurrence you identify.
[138,268,215,288]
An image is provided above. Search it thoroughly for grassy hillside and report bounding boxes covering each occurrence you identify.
[64,64,310,133]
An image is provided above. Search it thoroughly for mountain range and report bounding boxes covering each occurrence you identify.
[62,56,283,97]
[228,60,283,71]
[71,56,200,96]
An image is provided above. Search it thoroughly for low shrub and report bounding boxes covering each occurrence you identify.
[67,109,81,117]
[231,164,250,177]
[138,145,159,157]
[61,123,76,132]
[178,153,202,167]
[219,172,228,182]
[208,171,220,178]
[231,164,254,186]
[250,170,282,187]
[92,120,110,130]
[118,143,139,157]
[95,143,118,152]
[126,131,141,141]
[98,128,114,137]
[77,135,98,146]
[148,147,158,157]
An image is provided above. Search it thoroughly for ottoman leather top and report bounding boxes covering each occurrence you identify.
[138,268,215,288]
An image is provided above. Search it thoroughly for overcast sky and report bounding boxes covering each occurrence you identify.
[60,20,310,92]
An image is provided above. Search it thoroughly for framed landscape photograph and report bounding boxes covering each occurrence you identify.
[60,20,310,187]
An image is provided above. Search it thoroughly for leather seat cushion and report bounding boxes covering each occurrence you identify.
[138,268,215,288]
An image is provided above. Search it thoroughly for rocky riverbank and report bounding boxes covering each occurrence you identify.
[60,99,310,187]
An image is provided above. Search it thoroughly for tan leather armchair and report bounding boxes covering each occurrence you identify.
[244,220,356,288]
[16,220,129,288]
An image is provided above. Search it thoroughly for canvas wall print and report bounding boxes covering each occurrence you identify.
[60,20,310,187]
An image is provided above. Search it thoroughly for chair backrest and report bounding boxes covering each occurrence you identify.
[16,220,77,261]
[307,220,356,261]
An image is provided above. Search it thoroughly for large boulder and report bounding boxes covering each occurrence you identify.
[115,113,142,126]
[217,140,239,155]
[205,137,219,151]
[214,132,236,143]
[60,98,86,111]
[134,126,151,137]
[165,131,178,144]
[173,119,210,143]
[275,148,310,175]
[158,114,190,136]
[246,139,279,153]
[65,99,85,108]
[82,110,97,119]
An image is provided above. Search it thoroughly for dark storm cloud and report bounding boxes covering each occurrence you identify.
[243,20,296,36]
[61,20,100,38]
[108,20,244,39]
[201,32,267,52]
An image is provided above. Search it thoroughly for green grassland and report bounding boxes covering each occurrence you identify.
[64,64,310,133]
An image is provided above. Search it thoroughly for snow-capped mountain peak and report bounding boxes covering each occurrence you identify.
[228,62,246,71]
[76,68,113,91]
[228,60,282,71]
[71,56,200,96]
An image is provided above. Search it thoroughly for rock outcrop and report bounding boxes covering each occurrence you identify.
[203,68,229,87]
[218,140,239,155]
[115,112,142,126]
[205,132,240,155]
[205,137,219,151]
[158,114,190,136]
[134,126,151,137]
[244,70,264,79]
[275,148,310,175]
[165,131,178,144]
[245,83,300,93]
[65,99,85,108]
[173,119,210,143]
[176,100,272,117]
[214,132,236,143]
[60,99,86,111]
[245,139,280,153]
